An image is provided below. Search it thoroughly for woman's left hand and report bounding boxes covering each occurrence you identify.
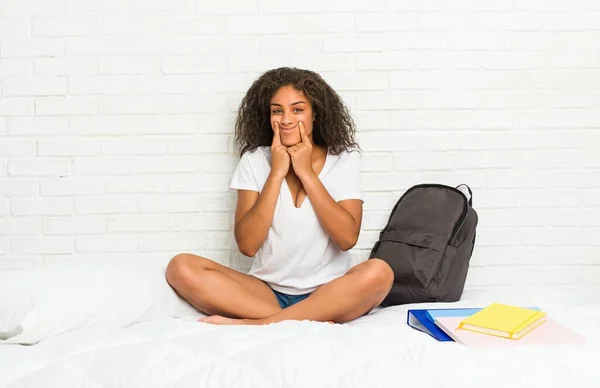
[287,121,314,179]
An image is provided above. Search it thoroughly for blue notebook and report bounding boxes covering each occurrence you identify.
[406,309,457,342]
[426,308,484,323]
[408,308,484,342]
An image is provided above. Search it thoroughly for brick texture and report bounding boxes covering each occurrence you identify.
[1,0,599,290]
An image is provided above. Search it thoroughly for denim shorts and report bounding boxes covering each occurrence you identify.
[271,288,311,309]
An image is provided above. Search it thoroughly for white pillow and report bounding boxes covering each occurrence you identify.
[0,257,199,345]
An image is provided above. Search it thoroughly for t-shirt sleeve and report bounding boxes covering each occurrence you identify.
[229,151,259,192]
[334,150,363,202]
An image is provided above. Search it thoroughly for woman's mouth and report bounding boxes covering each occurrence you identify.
[279,125,297,134]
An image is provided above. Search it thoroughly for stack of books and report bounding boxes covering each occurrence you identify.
[407,302,585,347]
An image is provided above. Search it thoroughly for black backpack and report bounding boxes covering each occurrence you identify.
[369,183,478,306]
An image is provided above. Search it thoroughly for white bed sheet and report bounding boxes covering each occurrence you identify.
[1,288,599,388]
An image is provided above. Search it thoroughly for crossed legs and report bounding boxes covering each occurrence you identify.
[166,253,394,325]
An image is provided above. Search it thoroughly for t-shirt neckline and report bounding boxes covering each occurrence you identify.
[282,148,330,211]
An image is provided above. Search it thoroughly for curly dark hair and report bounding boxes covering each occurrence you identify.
[234,67,359,156]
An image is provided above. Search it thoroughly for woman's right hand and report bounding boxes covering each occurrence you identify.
[270,122,290,179]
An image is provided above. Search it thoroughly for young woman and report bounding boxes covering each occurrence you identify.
[166,67,394,325]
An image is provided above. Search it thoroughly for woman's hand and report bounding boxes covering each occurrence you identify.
[288,122,314,179]
[270,122,291,179]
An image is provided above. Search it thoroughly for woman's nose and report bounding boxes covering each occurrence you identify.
[281,112,292,125]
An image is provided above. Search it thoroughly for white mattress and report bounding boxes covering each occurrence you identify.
[1,288,599,388]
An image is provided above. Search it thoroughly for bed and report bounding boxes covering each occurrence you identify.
[1,259,599,388]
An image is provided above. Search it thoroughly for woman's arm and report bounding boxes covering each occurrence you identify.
[234,123,291,257]
[287,123,362,251]
[233,172,284,257]
[300,173,363,251]
[234,126,291,257]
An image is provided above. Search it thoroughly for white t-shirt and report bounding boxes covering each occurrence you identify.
[229,146,362,295]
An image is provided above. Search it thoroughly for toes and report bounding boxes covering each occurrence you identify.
[198,315,243,325]
[198,315,222,324]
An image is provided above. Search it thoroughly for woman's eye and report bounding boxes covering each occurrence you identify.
[294,108,304,113]
[271,110,281,114]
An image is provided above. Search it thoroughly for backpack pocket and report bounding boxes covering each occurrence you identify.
[376,230,457,288]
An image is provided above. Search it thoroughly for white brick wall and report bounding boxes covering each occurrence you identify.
[1,0,599,291]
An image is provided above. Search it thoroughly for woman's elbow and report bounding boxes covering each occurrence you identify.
[338,235,358,251]
[238,245,258,257]
[235,236,259,257]
[234,228,257,257]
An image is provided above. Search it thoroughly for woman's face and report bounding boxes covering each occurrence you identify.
[270,85,315,147]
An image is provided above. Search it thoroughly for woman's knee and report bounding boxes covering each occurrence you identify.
[166,253,209,289]
[360,259,394,294]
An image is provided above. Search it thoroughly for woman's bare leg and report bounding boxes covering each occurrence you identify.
[201,258,394,325]
[166,253,282,319]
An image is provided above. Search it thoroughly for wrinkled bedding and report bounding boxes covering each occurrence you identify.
[1,288,599,388]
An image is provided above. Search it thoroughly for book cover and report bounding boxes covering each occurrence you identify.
[458,303,546,340]
[426,308,485,323]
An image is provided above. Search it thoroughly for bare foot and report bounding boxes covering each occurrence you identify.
[198,315,245,325]
[198,316,336,326]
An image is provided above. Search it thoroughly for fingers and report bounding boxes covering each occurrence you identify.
[272,122,281,146]
[299,121,309,145]
[287,144,302,154]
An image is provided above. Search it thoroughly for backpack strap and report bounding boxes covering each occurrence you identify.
[456,184,473,206]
